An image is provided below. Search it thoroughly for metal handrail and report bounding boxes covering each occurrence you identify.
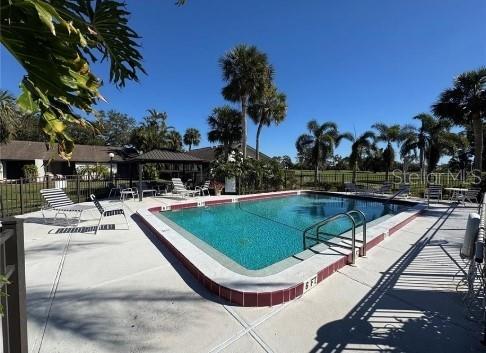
[347,210,367,256]
[302,211,361,265]
[302,213,349,249]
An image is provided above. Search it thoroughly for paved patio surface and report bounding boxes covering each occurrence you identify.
[14,195,485,352]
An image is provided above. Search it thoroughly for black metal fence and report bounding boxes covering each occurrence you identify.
[241,170,484,196]
[1,218,28,353]
[0,175,133,217]
[0,171,483,216]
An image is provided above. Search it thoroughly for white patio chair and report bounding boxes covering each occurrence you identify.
[465,188,481,204]
[120,187,139,201]
[344,182,357,193]
[90,194,129,234]
[426,185,442,206]
[196,180,211,196]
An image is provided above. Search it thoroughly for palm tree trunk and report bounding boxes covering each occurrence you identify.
[472,114,483,171]
[419,147,424,183]
[189,144,192,151]
[241,96,248,158]
[223,142,229,160]
[352,161,357,184]
[255,123,263,161]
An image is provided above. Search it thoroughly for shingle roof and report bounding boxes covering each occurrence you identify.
[0,141,129,162]
[131,149,206,162]
[187,145,271,161]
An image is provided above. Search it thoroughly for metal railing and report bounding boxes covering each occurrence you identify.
[302,210,368,265]
[281,170,484,196]
[0,175,134,217]
[477,194,486,344]
[1,218,28,353]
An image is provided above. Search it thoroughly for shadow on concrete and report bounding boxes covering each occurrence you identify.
[131,213,226,305]
[309,204,484,353]
[27,286,210,352]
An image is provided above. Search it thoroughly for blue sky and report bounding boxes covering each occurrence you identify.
[1,0,485,160]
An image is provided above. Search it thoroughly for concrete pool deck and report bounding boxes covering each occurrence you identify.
[13,193,484,352]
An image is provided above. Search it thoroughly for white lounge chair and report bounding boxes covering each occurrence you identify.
[465,188,481,204]
[426,185,442,206]
[196,180,211,196]
[344,182,357,193]
[40,188,95,225]
[171,178,199,199]
[90,194,129,234]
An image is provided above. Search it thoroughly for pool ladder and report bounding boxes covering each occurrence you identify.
[302,210,367,265]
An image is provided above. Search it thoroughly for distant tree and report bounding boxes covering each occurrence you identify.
[167,130,183,151]
[295,134,313,168]
[296,120,352,183]
[280,155,293,169]
[272,155,293,169]
[12,113,43,142]
[66,120,104,146]
[1,0,146,158]
[130,109,174,152]
[183,128,201,151]
[361,147,386,173]
[349,131,376,183]
[248,83,287,160]
[432,67,486,171]
[0,90,19,143]
[207,106,242,159]
[372,123,404,179]
[96,110,136,146]
[220,44,272,158]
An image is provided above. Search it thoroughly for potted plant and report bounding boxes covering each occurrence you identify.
[210,180,224,196]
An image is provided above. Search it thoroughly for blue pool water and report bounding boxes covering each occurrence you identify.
[159,194,408,270]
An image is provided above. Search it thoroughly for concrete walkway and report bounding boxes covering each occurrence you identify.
[16,197,484,352]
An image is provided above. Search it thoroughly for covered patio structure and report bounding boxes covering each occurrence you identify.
[129,149,209,201]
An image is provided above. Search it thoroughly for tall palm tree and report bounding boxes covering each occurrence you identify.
[432,67,486,171]
[219,44,272,158]
[400,114,432,180]
[372,123,403,179]
[0,90,19,143]
[349,131,375,183]
[401,114,461,174]
[248,84,287,160]
[183,128,201,151]
[207,106,243,159]
[167,130,183,151]
[296,120,352,183]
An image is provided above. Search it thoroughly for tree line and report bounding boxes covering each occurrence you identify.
[293,68,486,179]
[0,94,202,153]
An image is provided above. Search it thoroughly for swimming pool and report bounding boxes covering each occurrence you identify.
[158,193,408,270]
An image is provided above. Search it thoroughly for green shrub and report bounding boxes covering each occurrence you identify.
[77,164,109,179]
[0,275,9,316]
[143,164,159,180]
[22,164,38,179]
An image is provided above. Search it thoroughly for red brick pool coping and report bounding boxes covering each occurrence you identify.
[137,191,424,307]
